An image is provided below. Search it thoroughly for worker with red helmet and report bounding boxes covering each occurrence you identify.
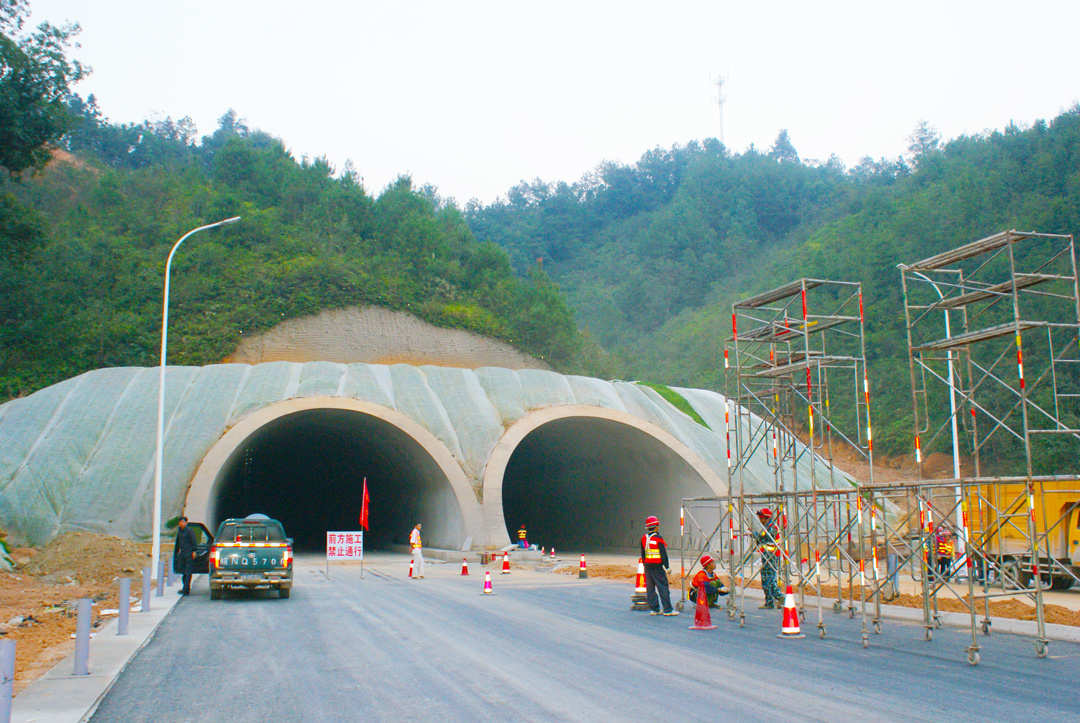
[754,507,784,608]
[690,554,729,608]
[640,516,677,616]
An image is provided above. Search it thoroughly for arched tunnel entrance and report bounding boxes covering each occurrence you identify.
[201,405,469,552]
[500,415,717,553]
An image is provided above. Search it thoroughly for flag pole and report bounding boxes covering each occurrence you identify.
[361,477,368,579]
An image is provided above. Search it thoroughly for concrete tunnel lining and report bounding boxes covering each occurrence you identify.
[185,397,484,551]
[483,405,725,552]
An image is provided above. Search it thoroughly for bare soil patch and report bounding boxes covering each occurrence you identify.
[1,532,160,695]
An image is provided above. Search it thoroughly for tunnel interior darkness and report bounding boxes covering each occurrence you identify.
[211,408,465,552]
[501,417,713,553]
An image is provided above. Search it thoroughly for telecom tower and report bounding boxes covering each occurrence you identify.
[712,74,727,146]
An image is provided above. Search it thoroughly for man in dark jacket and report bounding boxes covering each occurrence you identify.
[174,516,197,595]
[640,516,677,616]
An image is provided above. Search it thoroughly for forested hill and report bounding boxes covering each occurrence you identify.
[466,109,1080,461]
[0,106,585,401]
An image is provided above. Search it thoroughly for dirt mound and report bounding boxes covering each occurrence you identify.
[225,305,550,370]
[23,531,153,584]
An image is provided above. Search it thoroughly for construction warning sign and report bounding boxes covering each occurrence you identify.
[326,531,364,560]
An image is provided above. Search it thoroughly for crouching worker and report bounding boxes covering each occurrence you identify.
[690,554,729,608]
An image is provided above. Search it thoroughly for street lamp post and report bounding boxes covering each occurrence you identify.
[151,217,241,589]
[903,267,965,569]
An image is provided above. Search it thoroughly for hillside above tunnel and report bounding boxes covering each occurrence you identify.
[225,305,550,371]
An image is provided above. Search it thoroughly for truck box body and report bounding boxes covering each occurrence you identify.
[964,479,1080,587]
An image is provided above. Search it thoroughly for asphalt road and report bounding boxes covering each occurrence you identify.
[91,554,1080,723]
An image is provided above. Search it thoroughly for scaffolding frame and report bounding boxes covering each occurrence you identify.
[895,229,1080,661]
[711,278,878,637]
[704,245,1080,665]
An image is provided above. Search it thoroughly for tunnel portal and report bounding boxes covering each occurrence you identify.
[211,408,465,552]
[501,416,713,553]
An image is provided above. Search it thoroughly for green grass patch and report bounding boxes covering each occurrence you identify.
[637,382,711,429]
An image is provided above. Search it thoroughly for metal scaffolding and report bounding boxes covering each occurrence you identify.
[706,278,877,638]
[679,237,1080,665]
[896,228,1080,661]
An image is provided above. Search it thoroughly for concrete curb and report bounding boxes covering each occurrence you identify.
[11,589,182,723]
[723,585,1080,644]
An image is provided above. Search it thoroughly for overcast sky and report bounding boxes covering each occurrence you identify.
[31,0,1080,205]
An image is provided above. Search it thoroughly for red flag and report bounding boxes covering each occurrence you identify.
[360,478,369,531]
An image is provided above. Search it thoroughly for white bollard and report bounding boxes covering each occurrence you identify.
[156,559,165,597]
[73,598,91,676]
[141,567,151,612]
[1,639,15,723]
[118,578,130,636]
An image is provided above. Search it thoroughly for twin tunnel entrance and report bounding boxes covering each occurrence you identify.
[192,400,717,554]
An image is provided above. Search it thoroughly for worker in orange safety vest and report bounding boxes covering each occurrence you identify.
[640,516,677,616]
[690,554,729,608]
[517,524,529,549]
[410,522,424,579]
[935,528,954,582]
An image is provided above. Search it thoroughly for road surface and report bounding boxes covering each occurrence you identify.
[91,554,1079,722]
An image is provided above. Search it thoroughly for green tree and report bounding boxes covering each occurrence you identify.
[0,0,88,175]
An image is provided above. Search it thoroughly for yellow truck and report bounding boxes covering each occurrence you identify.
[966,479,1080,590]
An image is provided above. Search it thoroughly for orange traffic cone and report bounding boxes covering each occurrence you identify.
[461,558,469,575]
[689,585,717,630]
[481,570,495,595]
[501,551,511,574]
[579,554,588,579]
[634,559,646,593]
[779,585,805,639]
[408,559,414,578]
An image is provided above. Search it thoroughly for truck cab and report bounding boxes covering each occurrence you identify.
[209,514,293,599]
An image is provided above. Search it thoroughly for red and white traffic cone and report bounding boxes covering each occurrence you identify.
[408,559,414,579]
[461,558,469,575]
[501,551,511,574]
[481,570,495,595]
[779,585,805,639]
[630,558,649,610]
[689,585,717,630]
[579,554,588,579]
[634,558,646,593]
[550,547,556,561]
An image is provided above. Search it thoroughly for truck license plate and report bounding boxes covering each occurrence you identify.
[243,575,260,582]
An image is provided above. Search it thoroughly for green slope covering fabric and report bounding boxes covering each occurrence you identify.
[0,362,854,545]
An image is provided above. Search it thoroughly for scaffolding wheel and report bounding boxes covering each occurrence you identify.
[925,627,933,642]
[967,648,980,666]
[981,619,991,635]
[727,608,737,620]
[861,634,869,649]
[818,624,826,639]
[739,613,745,628]
[832,601,842,614]
[675,601,685,612]
[934,615,943,629]
[848,607,855,620]
[873,620,882,635]
[1035,640,1048,658]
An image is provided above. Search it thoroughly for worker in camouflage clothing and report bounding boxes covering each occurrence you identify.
[754,508,784,609]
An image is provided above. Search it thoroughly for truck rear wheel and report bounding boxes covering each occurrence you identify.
[210,587,222,600]
[1050,576,1075,590]
[278,586,290,599]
